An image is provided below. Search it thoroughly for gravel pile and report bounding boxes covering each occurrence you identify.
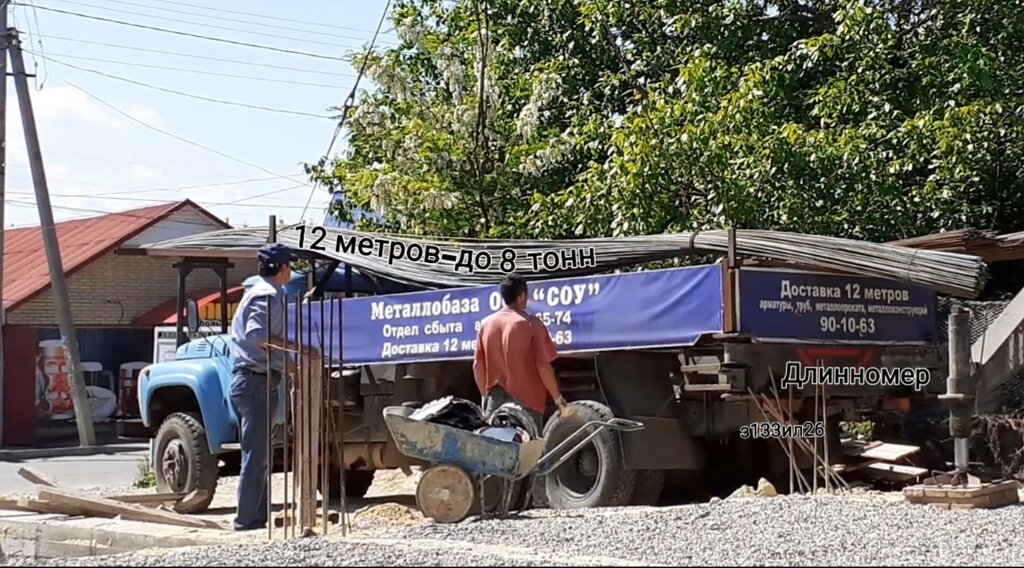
[5,493,1024,566]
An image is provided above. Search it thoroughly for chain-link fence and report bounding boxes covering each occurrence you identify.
[937,296,1024,413]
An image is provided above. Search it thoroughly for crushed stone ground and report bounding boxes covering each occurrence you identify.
[5,493,1024,566]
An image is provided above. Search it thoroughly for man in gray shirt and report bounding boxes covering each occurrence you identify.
[228,243,293,531]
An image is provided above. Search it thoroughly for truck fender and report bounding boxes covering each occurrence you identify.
[139,360,236,455]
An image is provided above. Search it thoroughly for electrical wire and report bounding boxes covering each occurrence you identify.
[46,0,399,45]
[36,35,356,78]
[21,5,350,62]
[6,183,329,229]
[300,0,392,220]
[118,0,398,36]
[17,0,391,50]
[15,148,303,179]
[37,53,334,118]
[8,190,325,209]
[3,174,297,196]
[37,51,350,90]
[62,79,315,187]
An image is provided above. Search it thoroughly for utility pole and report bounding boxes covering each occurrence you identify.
[0,2,9,448]
[8,30,95,446]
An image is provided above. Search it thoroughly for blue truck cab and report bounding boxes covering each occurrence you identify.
[137,332,286,513]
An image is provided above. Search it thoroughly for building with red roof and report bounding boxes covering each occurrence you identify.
[1,200,256,447]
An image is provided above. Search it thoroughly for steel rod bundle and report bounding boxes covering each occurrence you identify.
[144,225,989,298]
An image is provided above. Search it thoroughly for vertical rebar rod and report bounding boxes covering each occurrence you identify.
[788,385,794,494]
[337,295,349,536]
[265,297,273,540]
[282,302,291,537]
[812,377,819,493]
[320,296,328,535]
[295,297,304,535]
[823,383,830,492]
[305,298,314,532]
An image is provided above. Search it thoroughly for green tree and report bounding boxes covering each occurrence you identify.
[309,0,1024,242]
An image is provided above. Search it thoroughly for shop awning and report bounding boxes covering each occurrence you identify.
[134,286,246,326]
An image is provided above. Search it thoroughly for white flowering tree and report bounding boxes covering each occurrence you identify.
[310,0,1024,242]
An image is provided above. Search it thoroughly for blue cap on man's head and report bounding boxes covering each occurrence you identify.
[258,243,293,269]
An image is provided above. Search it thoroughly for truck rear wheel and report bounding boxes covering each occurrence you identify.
[631,470,666,506]
[542,400,636,509]
[321,468,376,500]
[153,412,218,514]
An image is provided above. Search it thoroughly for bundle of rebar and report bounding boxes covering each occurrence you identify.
[143,225,990,298]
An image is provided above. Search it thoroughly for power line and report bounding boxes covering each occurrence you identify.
[50,0,399,45]
[8,190,326,209]
[11,148,305,179]
[301,0,393,220]
[21,5,351,62]
[37,35,356,78]
[119,0,398,37]
[6,184,329,229]
[37,51,350,90]
[38,53,334,119]
[62,79,316,187]
[4,174,298,196]
[19,0,391,50]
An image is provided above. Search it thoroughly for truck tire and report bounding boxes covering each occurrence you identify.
[542,400,636,509]
[153,412,218,514]
[630,470,666,506]
[321,469,376,500]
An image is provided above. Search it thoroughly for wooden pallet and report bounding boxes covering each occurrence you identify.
[903,479,1021,509]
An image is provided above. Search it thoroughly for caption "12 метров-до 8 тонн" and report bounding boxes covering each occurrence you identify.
[297,225,596,274]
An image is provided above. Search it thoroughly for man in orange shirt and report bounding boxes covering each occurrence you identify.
[474,273,571,429]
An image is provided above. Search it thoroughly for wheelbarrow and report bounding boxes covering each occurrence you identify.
[382,405,644,523]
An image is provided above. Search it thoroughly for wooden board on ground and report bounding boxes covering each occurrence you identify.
[36,487,224,530]
[17,466,59,487]
[862,463,928,482]
[842,440,919,462]
[17,497,90,517]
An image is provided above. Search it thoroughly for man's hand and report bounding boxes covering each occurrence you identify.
[556,397,574,419]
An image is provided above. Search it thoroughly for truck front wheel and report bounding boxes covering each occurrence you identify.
[542,400,636,509]
[154,412,218,514]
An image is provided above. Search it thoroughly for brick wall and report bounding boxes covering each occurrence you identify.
[7,252,259,326]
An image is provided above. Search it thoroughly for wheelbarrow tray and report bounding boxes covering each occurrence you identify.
[383,406,545,479]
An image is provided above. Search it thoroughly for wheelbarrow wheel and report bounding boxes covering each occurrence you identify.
[416,464,477,524]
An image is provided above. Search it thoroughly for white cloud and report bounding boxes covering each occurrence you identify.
[128,164,162,184]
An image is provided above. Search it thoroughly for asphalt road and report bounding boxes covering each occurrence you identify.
[0,445,148,494]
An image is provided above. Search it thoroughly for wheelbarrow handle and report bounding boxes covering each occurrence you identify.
[525,417,645,479]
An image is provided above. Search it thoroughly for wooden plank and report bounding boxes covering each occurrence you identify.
[37,487,223,530]
[108,492,184,505]
[17,497,89,517]
[840,440,883,457]
[862,462,927,482]
[0,496,31,512]
[17,466,59,487]
[858,443,919,462]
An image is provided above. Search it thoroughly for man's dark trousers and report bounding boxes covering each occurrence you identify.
[230,368,278,531]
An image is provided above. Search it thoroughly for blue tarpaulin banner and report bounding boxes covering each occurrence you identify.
[287,264,724,365]
[737,267,937,343]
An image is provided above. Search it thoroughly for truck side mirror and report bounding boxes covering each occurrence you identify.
[185,299,200,332]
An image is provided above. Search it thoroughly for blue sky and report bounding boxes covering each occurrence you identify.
[3,0,395,228]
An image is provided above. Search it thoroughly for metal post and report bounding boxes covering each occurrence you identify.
[942,306,974,476]
[217,265,229,334]
[0,2,8,447]
[268,215,277,243]
[8,31,95,446]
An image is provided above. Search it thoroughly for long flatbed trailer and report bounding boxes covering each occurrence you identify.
[138,224,999,511]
